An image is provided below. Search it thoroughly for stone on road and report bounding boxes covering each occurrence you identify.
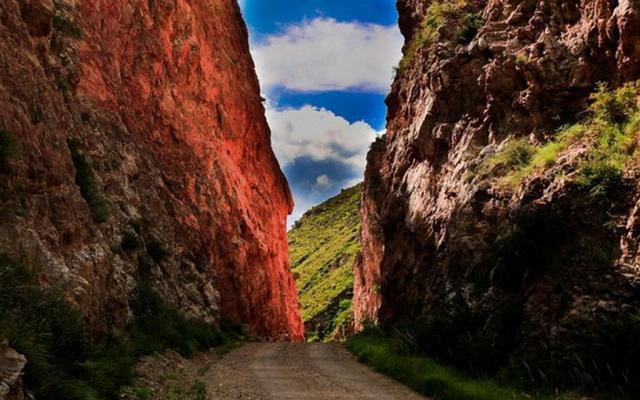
[205,342,426,400]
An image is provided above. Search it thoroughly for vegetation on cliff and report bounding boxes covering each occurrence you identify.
[355,82,640,398]
[288,184,362,341]
[476,81,640,194]
[68,139,110,224]
[0,255,232,400]
[399,0,483,72]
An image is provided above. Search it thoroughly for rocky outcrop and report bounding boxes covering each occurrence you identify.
[0,338,29,400]
[355,0,640,387]
[0,0,302,340]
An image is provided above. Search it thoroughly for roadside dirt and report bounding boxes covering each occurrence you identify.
[123,342,426,399]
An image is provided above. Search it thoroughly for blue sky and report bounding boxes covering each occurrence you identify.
[239,0,402,224]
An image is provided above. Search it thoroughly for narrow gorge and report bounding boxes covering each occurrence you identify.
[2,0,640,399]
[1,0,302,397]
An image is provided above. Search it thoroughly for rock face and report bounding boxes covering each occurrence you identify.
[0,338,29,400]
[355,0,640,385]
[0,0,303,340]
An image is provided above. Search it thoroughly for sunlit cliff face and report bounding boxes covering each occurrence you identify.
[0,0,302,339]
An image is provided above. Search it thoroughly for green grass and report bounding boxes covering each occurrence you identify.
[0,255,230,400]
[288,184,362,340]
[347,332,534,400]
[68,139,110,223]
[474,81,640,192]
[347,330,632,399]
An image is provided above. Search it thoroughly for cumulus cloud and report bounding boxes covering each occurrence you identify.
[266,105,378,169]
[314,174,332,189]
[252,18,403,92]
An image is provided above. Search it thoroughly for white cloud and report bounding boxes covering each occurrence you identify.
[314,174,332,189]
[266,105,378,169]
[252,18,403,92]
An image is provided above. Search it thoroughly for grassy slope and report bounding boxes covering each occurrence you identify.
[347,332,599,400]
[288,184,362,341]
[347,333,534,400]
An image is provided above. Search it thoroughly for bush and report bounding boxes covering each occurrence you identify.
[347,331,532,400]
[146,238,168,262]
[0,255,94,399]
[53,14,83,39]
[129,281,226,358]
[0,255,228,400]
[68,140,110,223]
[121,231,142,251]
[475,81,639,189]
[495,138,535,169]
[576,155,624,198]
[575,82,640,197]
[456,12,483,44]
[0,129,18,166]
[479,138,534,183]
[589,81,640,125]
[398,0,474,72]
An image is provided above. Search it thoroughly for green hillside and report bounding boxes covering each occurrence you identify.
[288,184,363,341]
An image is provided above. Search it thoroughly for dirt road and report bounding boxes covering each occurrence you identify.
[203,342,426,400]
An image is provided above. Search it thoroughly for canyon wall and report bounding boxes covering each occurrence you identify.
[355,0,640,385]
[0,0,303,340]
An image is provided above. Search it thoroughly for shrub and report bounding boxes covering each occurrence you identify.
[574,82,640,196]
[456,12,483,44]
[494,138,535,169]
[347,331,532,400]
[121,231,142,251]
[129,281,226,358]
[479,138,534,182]
[68,140,110,223]
[514,54,528,66]
[53,14,83,39]
[146,238,168,262]
[338,299,352,311]
[589,81,640,125]
[398,0,472,72]
[0,129,17,166]
[576,154,624,198]
[133,387,151,400]
[476,81,639,189]
[0,255,228,400]
[191,381,207,400]
[0,255,94,399]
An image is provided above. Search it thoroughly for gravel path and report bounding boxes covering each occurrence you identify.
[204,342,426,400]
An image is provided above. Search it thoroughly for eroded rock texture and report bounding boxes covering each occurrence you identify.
[0,0,303,340]
[0,338,29,400]
[355,0,640,385]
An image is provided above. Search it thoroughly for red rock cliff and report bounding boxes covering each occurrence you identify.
[0,0,303,340]
[355,0,640,386]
